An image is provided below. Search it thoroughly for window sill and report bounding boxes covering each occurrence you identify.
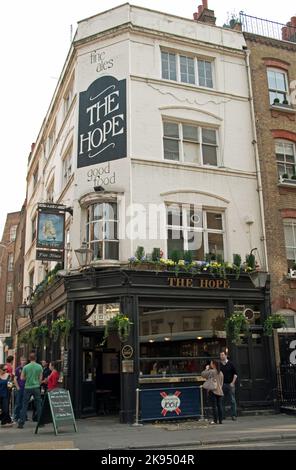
[278,180,296,188]
[270,105,296,114]
[91,260,120,267]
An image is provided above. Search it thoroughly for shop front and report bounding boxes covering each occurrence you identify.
[64,268,275,423]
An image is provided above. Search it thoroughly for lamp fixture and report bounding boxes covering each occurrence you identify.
[74,241,93,268]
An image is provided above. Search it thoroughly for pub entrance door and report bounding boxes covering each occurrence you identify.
[81,332,121,416]
[234,330,272,406]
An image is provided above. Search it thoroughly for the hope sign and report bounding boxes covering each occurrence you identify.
[78,76,127,168]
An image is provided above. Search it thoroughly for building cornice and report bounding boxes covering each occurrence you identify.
[244,32,296,52]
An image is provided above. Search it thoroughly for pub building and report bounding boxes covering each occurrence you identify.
[18,4,277,422]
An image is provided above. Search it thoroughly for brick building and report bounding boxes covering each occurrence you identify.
[0,211,20,362]
[241,14,296,365]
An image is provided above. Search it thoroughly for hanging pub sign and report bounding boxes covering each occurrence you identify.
[77,75,127,168]
[36,203,65,262]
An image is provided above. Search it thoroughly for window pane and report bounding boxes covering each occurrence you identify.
[93,204,103,220]
[164,139,179,161]
[167,206,182,226]
[208,232,224,258]
[161,52,176,81]
[267,70,277,90]
[284,225,294,247]
[207,213,223,230]
[183,124,199,142]
[183,142,199,164]
[105,241,119,260]
[187,207,203,228]
[275,72,286,91]
[202,128,216,145]
[169,54,177,81]
[180,56,195,84]
[202,145,217,166]
[187,231,204,260]
[104,221,118,240]
[168,229,184,256]
[277,163,286,176]
[92,241,103,260]
[104,203,117,220]
[286,247,295,260]
[93,222,103,241]
[198,60,213,88]
[161,52,169,79]
[163,122,179,138]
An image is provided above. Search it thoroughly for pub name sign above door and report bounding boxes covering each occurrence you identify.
[78,75,127,168]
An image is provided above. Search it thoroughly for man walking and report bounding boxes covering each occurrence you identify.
[220,350,238,420]
[17,353,43,429]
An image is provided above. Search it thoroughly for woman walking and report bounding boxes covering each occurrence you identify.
[202,360,224,424]
[0,364,13,427]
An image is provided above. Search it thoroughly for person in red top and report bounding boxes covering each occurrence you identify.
[46,362,59,391]
[5,356,14,375]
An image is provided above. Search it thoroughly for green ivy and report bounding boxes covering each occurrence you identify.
[225,312,250,345]
[263,314,286,336]
[102,314,133,345]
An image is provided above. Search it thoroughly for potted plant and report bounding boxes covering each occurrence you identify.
[282,99,289,106]
[51,317,73,342]
[102,314,133,344]
[225,312,250,345]
[30,325,49,347]
[273,98,280,105]
[18,330,32,346]
[263,314,286,336]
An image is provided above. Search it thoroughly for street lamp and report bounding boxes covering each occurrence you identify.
[249,271,268,288]
[18,300,34,324]
[74,241,93,268]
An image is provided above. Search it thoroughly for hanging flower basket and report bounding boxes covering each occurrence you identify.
[102,314,133,345]
[225,312,250,345]
[18,330,32,345]
[30,325,50,347]
[263,314,286,336]
[51,318,73,342]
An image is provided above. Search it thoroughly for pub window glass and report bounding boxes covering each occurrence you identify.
[80,303,120,327]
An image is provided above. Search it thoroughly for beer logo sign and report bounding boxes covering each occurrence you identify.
[160,391,182,416]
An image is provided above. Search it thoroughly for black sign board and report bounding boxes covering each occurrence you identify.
[36,249,64,262]
[35,388,77,435]
[77,75,127,168]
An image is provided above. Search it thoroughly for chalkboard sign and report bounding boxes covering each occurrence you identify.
[35,388,77,435]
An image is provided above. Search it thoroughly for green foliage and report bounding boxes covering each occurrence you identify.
[30,325,49,347]
[135,246,145,261]
[18,330,32,345]
[151,248,161,262]
[32,263,63,303]
[225,312,249,345]
[171,250,182,264]
[102,314,133,345]
[263,314,286,336]
[246,253,256,270]
[51,318,73,342]
[233,254,242,268]
[183,250,193,264]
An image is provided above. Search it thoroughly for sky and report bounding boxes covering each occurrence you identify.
[0,0,295,236]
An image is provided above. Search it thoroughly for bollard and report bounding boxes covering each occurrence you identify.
[132,388,143,426]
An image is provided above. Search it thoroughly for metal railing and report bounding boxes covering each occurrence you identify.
[239,12,296,43]
[277,365,296,411]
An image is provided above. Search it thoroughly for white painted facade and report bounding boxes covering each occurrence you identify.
[23,4,266,291]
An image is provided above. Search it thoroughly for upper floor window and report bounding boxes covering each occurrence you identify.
[86,202,119,261]
[46,180,54,202]
[9,225,17,241]
[31,214,37,242]
[166,204,224,260]
[276,140,296,179]
[6,284,13,303]
[62,146,73,187]
[267,69,289,105]
[47,122,56,157]
[284,219,296,268]
[161,51,213,88]
[4,315,12,335]
[163,121,218,166]
[8,254,14,271]
[33,165,39,189]
[64,87,73,116]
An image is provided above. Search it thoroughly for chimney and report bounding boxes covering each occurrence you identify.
[281,16,296,41]
[193,0,216,26]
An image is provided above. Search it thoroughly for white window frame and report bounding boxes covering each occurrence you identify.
[31,214,37,242]
[284,218,296,262]
[10,225,17,241]
[267,68,289,105]
[86,202,119,262]
[62,146,73,187]
[166,204,225,260]
[46,179,54,202]
[163,120,219,167]
[4,315,12,335]
[276,140,296,179]
[276,309,296,332]
[8,254,14,271]
[6,284,13,303]
[161,49,214,89]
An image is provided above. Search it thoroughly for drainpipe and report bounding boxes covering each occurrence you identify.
[244,48,269,272]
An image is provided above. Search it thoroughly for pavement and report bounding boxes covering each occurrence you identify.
[0,413,296,450]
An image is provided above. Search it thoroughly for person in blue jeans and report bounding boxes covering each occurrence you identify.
[13,357,27,422]
[17,353,43,429]
[220,350,238,420]
[0,364,13,426]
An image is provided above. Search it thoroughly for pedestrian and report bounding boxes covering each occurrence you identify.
[220,350,238,420]
[41,360,51,394]
[46,362,60,391]
[5,356,14,375]
[17,352,43,429]
[13,357,27,422]
[201,360,224,425]
[0,364,13,427]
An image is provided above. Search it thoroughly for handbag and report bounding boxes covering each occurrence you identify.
[202,377,217,391]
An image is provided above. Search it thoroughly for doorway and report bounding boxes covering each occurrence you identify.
[81,331,121,416]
